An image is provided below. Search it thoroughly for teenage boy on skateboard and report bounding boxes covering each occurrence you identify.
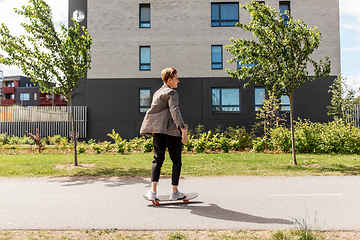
[140,67,188,201]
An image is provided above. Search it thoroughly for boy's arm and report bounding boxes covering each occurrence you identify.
[181,128,188,143]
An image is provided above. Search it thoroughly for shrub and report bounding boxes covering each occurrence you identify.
[218,134,230,153]
[259,118,360,154]
[92,144,103,154]
[142,138,153,153]
[56,137,69,150]
[49,135,63,145]
[0,133,10,145]
[183,136,194,152]
[227,126,250,150]
[252,136,268,152]
[194,132,210,153]
[77,142,87,154]
[269,126,292,152]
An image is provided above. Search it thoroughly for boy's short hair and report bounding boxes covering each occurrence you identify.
[161,67,177,83]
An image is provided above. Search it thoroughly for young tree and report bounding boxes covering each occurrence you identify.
[225,2,331,165]
[327,74,356,123]
[256,89,287,137]
[0,0,92,166]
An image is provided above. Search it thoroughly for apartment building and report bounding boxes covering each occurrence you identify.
[0,75,66,106]
[0,54,3,101]
[69,0,340,141]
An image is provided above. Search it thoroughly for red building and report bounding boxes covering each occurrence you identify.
[0,76,66,106]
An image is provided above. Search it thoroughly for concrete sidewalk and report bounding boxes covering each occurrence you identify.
[0,176,359,230]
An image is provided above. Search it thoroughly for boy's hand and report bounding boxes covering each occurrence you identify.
[181,128,188,143]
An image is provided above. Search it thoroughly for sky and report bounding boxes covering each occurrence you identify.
[0,0,359,94]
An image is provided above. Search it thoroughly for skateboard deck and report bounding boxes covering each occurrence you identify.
[143,192,198,206]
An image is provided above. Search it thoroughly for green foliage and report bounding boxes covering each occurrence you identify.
[107,129,127,154]
[102,141,112,152]
[194,132,210,153]
[142,138,153,153]
[183,135,195,151]
[77,142,87,154]
[0,0,92,98]
[252,136,268,153]
[195,124,205,138]
[255,90,288,136]
[257,118,360,154]
[226,126,250,150]
[327,74,357,122]
[219,134,230,153]
[92,144,103,154]
[0,133,10,145]
[168,232,188,240]
[225,1,331,95]
[49,135,64,145]
[268,126,292,152]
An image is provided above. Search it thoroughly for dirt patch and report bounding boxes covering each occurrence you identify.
[54,164,96,170]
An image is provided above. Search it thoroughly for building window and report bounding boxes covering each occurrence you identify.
[212,88,240,112]
[34,93,37,101]
[211,3,239,27]
[139,46,151,70]
[211,45,223,69]
[139,4,150,28]
[279,1,290,25]
[237,60,257,68]
[281,95,290,111]
[255,87,265,111]
[5,82,14,87]
[20,93,30,101]
[139,88,151,113]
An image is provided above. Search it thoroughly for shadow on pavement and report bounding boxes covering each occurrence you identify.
[48,177,150,187]
[150,202,293,225]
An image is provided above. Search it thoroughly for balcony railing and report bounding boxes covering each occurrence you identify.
[3,87,15,93]
[1,99,15,105]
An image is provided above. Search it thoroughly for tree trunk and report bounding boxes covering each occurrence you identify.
[289,91,297,165]
[68,92,78,166]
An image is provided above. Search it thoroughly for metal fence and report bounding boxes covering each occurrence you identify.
[347,104,360,128]
[0,106,87,138]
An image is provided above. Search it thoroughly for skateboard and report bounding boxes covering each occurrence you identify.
[143,192,198,206]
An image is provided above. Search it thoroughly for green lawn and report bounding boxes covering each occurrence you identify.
[1,150,360,177]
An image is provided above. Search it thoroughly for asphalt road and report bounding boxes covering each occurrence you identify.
[0,176,359,230]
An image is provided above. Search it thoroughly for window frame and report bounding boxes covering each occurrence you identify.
[139,46,151,71]
[211,45,223,69]
[211,87,241,113]
[20,93,30,101]
[139,88,151,114]
[211,2,239,27]
[139,3,151,28]
[254,87,266,112]
[279,1,290,25]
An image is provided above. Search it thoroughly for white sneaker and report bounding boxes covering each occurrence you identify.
[145,190,157,201]
[170,190,186,200]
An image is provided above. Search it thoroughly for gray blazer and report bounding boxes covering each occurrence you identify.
[140,84,185,137]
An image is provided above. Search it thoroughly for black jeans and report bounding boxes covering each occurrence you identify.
[151,133,183,186]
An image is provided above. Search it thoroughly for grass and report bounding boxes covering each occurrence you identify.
[1,149,360,177]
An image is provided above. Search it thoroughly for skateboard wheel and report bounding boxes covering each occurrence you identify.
[155,201,160,206]
[152,201,155,205]
[184,199,189,204]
